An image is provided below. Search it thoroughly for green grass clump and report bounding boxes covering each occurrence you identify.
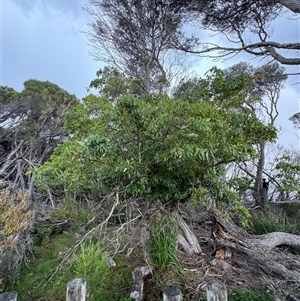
[72,240,109,301]
[150,215,179,271]
[229,288,273,301]
[248,212,287,235]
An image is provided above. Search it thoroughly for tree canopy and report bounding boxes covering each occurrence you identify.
[85,0,300,70]
[170,0,300,65]
[34,68,276,219]
[0,80,78,194]
[84,0,187,94]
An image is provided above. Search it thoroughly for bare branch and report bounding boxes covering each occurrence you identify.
[175,41,300,65]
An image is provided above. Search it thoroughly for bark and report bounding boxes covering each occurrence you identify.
[173,212,202,254]
[177,233,194,255]
[253,142,265,210]
[211,214,300,293]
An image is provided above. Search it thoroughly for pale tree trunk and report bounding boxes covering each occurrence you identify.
[173,212,202,254]
[253,141,268,215]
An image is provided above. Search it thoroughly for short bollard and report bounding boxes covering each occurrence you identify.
[0,291,18,301]
[206,280,227,301]
[163,286,182,301]
[66,278,86,301]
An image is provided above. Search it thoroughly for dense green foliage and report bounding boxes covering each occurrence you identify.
[33,68,276,214]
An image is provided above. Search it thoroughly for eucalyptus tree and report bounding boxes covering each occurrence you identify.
[224,62,287,212]
[84,0,188,94]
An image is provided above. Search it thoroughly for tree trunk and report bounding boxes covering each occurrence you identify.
[253,142,266,212]
[173,212,202,254]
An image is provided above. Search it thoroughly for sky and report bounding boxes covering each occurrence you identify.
[1,0,299,150]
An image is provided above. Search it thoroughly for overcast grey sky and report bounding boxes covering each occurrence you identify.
[1,0,299,149]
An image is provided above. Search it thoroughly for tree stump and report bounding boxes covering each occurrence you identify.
[66,278,86,301]
[206,280,227,301]
[163,286,182,301]
[0,292,17,301]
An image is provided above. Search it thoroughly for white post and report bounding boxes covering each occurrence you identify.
[0,291,18,301]
[130,266,153,301]
[163,286,182,301]
[66,278,86,301]
[206,280,227,301]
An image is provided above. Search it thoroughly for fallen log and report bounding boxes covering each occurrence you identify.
[211,214,300,298]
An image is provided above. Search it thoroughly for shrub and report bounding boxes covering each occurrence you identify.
[72,240,109,301]
[0,189,34,246]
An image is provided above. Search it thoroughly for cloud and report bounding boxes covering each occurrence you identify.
[2,0,101,99]
[11,0,87,20]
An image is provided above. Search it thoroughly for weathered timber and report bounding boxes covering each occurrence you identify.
[211,214,300,293]
[173,212,202,254]
[0,292,17,301]
[177,233,193,255]
[206,280,227,301]
[130,266,153,301]
[66,278,86,301]
[163,286,182,301]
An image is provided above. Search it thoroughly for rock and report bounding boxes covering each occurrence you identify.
[210,259,232,271]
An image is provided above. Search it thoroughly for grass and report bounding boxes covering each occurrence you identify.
[9,232,75,300]
[8,229,135,301]
[72,240,109,301]
[248,212,290,235]
[150,216,179,271]
[228,288,274,301]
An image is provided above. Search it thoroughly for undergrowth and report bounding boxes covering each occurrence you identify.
[150,215,179,271]
[228,288,274,301]
[248,211,296,235]
[8,225,134,301]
